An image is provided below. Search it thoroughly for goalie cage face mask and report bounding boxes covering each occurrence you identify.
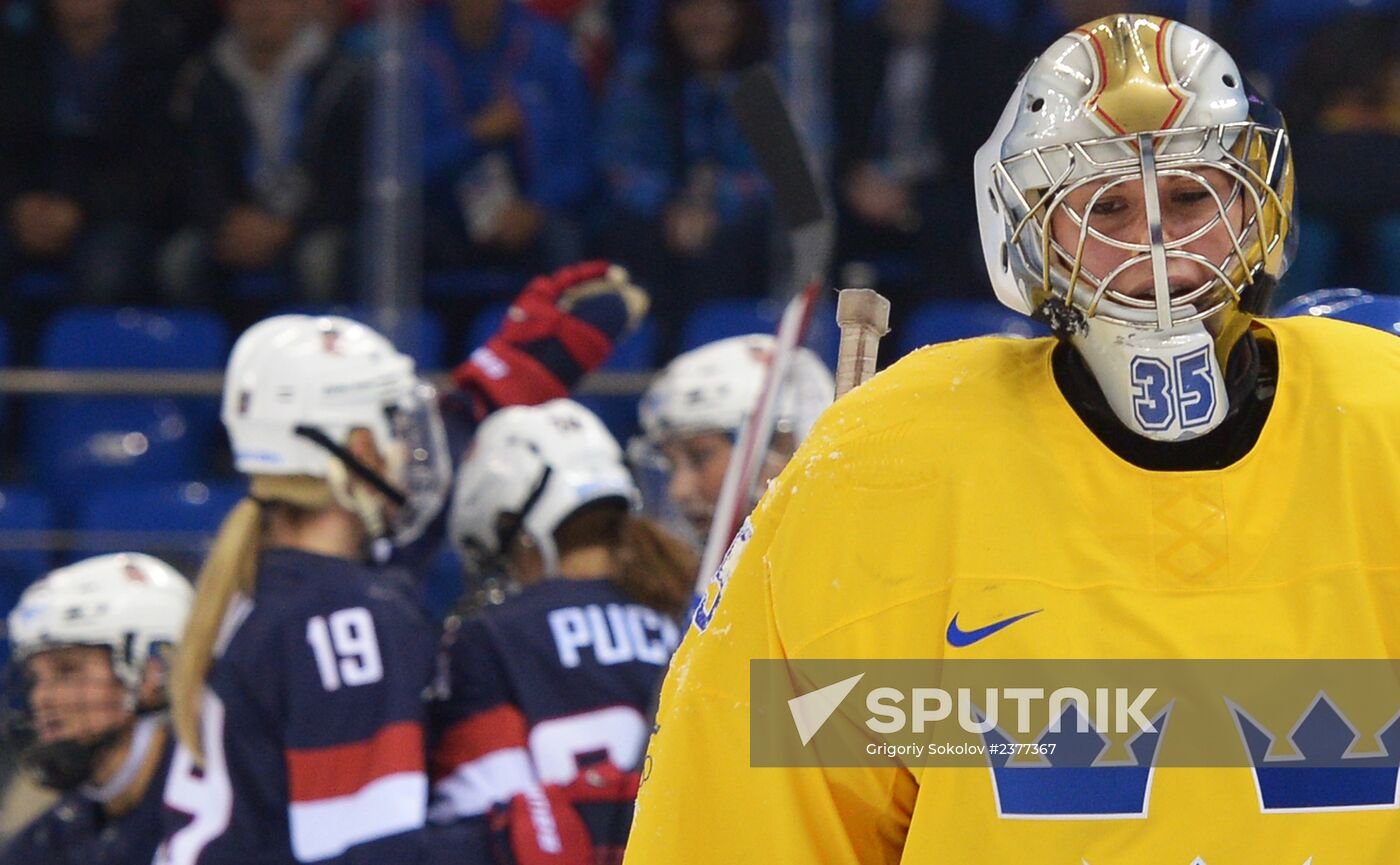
[974,13,1297,441]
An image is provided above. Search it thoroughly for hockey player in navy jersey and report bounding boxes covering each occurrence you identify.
[432,399,696,864]
[158,312,463,865]
[1,553,192,865]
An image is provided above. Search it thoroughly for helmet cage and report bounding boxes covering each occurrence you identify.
[987,120,1292,331]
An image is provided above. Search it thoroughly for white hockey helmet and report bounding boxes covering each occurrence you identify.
[8,553,193,692]
[639,334,834,446]
[222,314,452,543]
[450,399,639,575]
[976,13,1294,329]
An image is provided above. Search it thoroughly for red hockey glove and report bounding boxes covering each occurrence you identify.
[489,764,642,865]
[489,784,594,865]
[453,261,649,417]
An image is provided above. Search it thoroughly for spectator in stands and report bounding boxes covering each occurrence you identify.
[160,0,366,307]
[597,0,774,357]
[1282,10,1400,297]
[832,0,1020,310]
[420,0,592,282]
[0,0,182,304]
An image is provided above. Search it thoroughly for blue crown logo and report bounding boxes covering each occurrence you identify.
[1229,693,1400,812]
[979,703,1171,818]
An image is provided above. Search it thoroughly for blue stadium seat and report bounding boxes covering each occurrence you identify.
[0,489,53,666]
[896,300,1049,355]
[73,480,246,573]
[30,308,229,505]
[275,305,447,371]
[602,315,658,372]
[680,297,839,369]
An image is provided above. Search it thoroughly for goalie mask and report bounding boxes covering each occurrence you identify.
[4,553,192,792]
[222,314,452,545]
[975,14,1296,441]
[450,399,639,581]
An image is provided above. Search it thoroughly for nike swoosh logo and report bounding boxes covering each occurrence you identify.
[946,609,1042,648]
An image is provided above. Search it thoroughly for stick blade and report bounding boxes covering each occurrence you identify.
[729,65,826,231]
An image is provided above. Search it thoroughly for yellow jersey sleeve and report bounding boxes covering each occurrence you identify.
[624,405,917,865]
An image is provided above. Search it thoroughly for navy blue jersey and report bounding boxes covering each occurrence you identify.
[156,549,441,865]
[429,578,680,854]
[1,724,174,865]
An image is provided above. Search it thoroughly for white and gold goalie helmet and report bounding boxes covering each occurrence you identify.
[974,14,1296,441]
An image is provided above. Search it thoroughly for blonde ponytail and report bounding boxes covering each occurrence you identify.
[170,498,261,763]
[170,475,335,764]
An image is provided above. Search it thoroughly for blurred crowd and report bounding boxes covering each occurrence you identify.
[0,0,1396,362]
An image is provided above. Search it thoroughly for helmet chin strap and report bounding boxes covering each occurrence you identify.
[496,466,560,577]
[296,425,407,542]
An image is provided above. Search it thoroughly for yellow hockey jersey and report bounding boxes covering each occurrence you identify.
[624,317,1400,865]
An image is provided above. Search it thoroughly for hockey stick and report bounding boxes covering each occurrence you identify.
[613,71,833,847]
[692,66,835,594]
[834,288,890,398]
